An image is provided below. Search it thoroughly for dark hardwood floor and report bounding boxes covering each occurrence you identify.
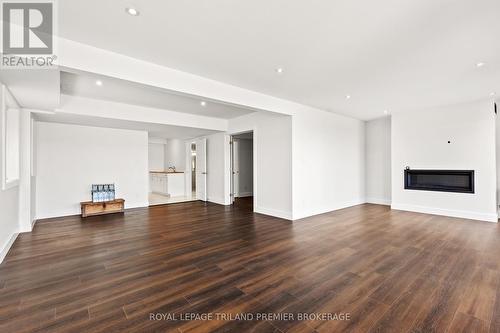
[1,198,500,332]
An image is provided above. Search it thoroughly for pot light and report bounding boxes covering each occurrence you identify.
[275,68,284,74]
[476,62,485,68]
[95,80,103,86]
[200,101,207,107]
[125,7,140,16]
[346,95,351,100]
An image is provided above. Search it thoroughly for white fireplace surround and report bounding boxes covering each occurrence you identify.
[390,100,497,222]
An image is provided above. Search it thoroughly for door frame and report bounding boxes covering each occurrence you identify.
[184,141,195,199]
[195,138,207,201]
[229,130,256,210]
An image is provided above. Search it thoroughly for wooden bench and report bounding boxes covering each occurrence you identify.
[80,199,125,218]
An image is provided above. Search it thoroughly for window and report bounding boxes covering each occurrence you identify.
[2,86,20,189]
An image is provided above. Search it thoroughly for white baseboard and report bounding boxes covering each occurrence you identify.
[236,192,253,198]
[255,206,293,220]
[292,200,365,220]
[36,201,150,220]
[208,197,230,206]
[365,197,392,206]
[0,233,18,264]
[130,202,151,209]
[391,203,498,223]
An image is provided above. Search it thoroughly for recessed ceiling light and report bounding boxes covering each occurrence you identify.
[125,7,140,16]
[95,80,103,86]
[346,95,351,100]
[476,62,486,68]
[200,101,207,107]
[275,68,284,74]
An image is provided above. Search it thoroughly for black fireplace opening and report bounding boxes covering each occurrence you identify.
[404,169,474,193]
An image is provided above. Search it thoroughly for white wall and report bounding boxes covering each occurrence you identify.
[5,108,20,183]
[17,107,33,232]
[165,139,186,171]
[235,139,253,197]
[148,143,165,171]
[365,117,391,205]
[292,110,366,220]
[229,112,293,219]
[36,122,149,219]
[0,86,20,263]
[0,181,18,263]
[392,100,497,222]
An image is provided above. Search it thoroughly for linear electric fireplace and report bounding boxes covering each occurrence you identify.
[404,169,474,193]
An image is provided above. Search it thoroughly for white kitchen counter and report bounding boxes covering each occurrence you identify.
[149,172,185,197]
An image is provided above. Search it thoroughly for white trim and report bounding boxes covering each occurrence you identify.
[292,200,366,220]
[0,233,18,264]
[130,202,151,209]
[208,196,229,206]
[31,218,37,228]
[236,192,253,198]
[255,206,292,220]
[184,140,193,198]
[366,197,391,206]
[23,108,55,115]
[226,127,258,214]
[223,134,232,205]
[3,179,19,190]
[391,203,498,223]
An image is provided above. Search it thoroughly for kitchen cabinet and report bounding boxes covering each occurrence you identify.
[149,172,185,196]
[150,173,169,195]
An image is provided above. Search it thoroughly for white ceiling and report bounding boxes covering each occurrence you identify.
[60,71,256,119]
[35,112,217,140]
[58,0,500,120]
[0,69,59,110]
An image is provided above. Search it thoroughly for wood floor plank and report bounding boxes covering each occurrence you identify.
[408,248,478,332]
[447,312,489,333]
[457,266,499,322]
[368,277,439,333]
[0,199,499,332]
[490,284,500,333]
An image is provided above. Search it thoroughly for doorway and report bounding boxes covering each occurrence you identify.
[183,138,207,203]
[230,132,254,208]
[195,138,207,201]
[191,143,196,195]
[148,138,205,206]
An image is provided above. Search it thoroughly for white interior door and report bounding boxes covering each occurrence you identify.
[195,138,207,201]
[233,140,240,198]
[185,142,192,198]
